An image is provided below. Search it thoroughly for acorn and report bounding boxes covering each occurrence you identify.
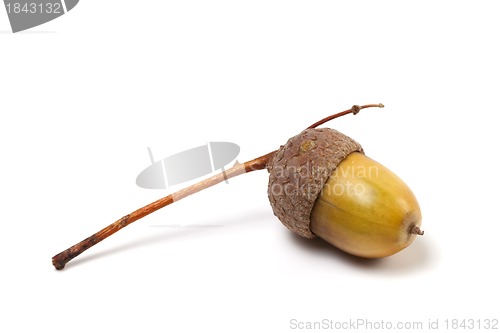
[267,127,422,258]
[52,103,423,269]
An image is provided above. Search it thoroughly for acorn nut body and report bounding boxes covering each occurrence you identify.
[267,128,422,258]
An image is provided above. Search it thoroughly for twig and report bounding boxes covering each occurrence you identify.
[52,151,275,270]
[307,103,384,129]
[52,104,383,270]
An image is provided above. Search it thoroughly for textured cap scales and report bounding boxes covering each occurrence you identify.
[267,128,363,238]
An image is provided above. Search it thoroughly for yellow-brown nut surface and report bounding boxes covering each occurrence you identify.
[310,152,422,258]
[267,128,363,238]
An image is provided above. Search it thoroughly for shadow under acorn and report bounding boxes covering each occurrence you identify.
[288,231,435,275]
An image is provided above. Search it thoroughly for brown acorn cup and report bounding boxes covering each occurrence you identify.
[52,103,421,270]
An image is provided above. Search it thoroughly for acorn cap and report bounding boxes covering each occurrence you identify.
[267,128,363,238]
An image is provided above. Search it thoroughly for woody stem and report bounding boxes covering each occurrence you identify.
[307,103,384,129]
[51,151,276,270]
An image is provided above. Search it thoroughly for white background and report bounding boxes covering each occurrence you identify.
[1,1,499,332]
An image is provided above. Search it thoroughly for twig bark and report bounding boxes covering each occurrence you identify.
[52,151,275,270]
[307,103,384,129]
